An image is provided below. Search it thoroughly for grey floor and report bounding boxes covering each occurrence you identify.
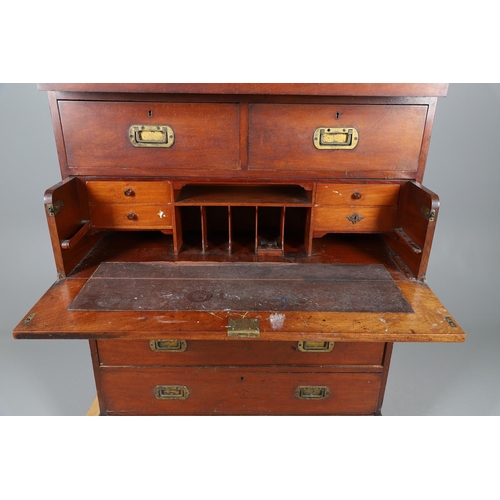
[1,83,499,416]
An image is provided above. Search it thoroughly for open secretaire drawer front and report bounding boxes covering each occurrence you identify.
[44,178,439,280]
[13,262,464,343]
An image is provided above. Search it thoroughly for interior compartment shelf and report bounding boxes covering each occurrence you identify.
[175,185,312,206]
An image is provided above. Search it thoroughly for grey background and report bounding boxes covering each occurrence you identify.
[0,83,498,416]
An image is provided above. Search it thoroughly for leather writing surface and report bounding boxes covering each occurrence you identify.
[69,262,413,313]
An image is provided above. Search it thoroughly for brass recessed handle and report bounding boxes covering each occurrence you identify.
[298,341,334,352]
[154,385,189,400]
[150,340,187,352]
[129,124,175,148]
[295,386,330,400]
[313,127,358,150]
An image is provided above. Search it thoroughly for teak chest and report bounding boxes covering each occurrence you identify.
[13,83,465,415]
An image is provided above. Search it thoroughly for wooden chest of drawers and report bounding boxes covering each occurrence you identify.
[13,83,465,415]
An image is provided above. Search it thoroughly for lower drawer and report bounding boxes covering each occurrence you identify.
[97,340,386,367]
[99,367,382,415]
[313,205,396,233]
[90,203,172,229]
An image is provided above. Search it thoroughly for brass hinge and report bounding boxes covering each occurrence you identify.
[421,205,436,222]
[227,318,260,338]
[46,200,63,217]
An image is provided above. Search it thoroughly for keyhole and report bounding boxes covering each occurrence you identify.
[148,110,152,117]
[336,112,340,119]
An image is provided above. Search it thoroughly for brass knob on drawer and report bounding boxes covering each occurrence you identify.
[124,189,134,197]
[127,212,137,220]
[352,192,362,200]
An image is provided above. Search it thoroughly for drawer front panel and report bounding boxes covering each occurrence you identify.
[315,183,400,206]
[248,104,427,175]
[90,203,172,229]
[97,340,386,367]
[313,206,396,233]
[100,368,382,415]
[59,101,240,171]
[86,180,172,204]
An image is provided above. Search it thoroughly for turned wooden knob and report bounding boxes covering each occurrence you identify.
[352,192,362,200]
[124,188,134,196]
[127,212,137,220]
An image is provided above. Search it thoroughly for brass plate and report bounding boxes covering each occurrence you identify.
[129,125,174,148]
[313,127,358,150]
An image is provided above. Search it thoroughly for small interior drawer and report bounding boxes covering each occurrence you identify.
[97,340,386,367]
[90,203,172,229]
[315,183,400,206]
[313,206,396,233]
[100,367,383,415]
[86,180,172,204]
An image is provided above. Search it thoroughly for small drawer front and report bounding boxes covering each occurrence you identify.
[313,206,396,233]
[97,340,386,367]
[86,181,172,204]
[100,368,382,415]
[248,104,427,176]
[315,183,400,206]
[59,101,240,171]
[90,203,172,229]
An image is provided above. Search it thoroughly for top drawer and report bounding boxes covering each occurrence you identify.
[58,101,240,171]
[248,104,428,177]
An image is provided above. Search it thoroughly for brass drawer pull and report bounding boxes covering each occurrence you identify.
[295,386,330,400]
[150,340,187,352]
[298,341,334,352]
[129,124,175,148]
[154,385,189,400]
[313,127,358,150]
